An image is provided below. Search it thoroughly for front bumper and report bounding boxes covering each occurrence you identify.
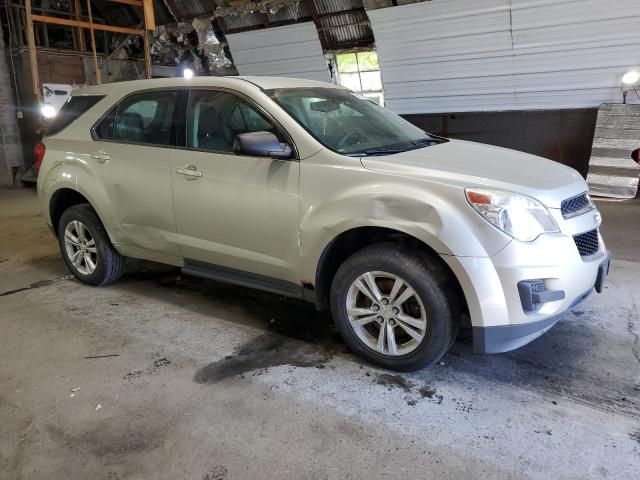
[472,284,595,354]
[442,229,609,354]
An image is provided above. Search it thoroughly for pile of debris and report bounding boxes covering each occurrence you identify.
[150,18,233,74]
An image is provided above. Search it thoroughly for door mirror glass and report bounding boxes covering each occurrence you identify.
[632,147,640,165]
[233,131,292,159]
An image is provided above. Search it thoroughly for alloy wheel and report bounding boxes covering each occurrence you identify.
[64,220,98,275]
[346,271,428,356]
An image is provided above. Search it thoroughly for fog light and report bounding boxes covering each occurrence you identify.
[517,280,565,313]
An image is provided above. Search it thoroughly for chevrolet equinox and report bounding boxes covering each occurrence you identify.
[37,77,610,371]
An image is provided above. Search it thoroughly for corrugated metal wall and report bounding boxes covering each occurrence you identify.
[226,23,330,81]
[369,0,640,114]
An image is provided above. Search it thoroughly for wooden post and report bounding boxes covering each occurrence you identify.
[24,0,41,102]
[142,0,156,29]
[86,0,101,84]
[142,31,151,79]
[9,6,21,46]
[74,0,86,52]
[41,23,49,48]
[142,0,155,79]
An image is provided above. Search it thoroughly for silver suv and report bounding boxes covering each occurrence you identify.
[37,77,609,370]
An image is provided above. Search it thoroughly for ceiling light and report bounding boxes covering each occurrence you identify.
[183,68,194,79]
[40,104,57,119]
[622,70,640,85]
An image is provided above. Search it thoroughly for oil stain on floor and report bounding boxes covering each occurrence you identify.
[0,275,73,297]
[374,373,443,406]
[194,333,334,383]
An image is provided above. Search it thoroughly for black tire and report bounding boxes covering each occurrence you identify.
[330,243,458,371]
[57,204,124,286]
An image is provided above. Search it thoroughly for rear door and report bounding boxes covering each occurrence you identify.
[170,89,301,284]
[89,89,184,263]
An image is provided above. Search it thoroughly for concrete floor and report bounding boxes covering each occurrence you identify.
[1,187,639,480]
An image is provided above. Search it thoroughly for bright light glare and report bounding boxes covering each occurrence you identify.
[183,68,194,79]
[622,70,640,85]
[40,104,57,119]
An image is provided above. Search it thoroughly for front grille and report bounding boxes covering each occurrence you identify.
[573,229,599,256]
[561,193,593,218]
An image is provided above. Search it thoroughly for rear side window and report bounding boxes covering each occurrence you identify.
[45,95,104,136]
[95,90,178,146]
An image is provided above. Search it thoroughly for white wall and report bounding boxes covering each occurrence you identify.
[369,0,640,113]
[226,23,330,82]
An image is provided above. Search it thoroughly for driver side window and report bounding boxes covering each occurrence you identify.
[187,90,283,153]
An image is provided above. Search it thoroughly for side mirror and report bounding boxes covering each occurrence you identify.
[233,131,292,159]
[632,148,640,166]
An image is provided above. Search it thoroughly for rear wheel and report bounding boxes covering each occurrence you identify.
[58,204,124,286]
[330,243,457,371]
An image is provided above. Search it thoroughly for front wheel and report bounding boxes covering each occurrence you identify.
[330,243,457,371]
[58,204,124,286]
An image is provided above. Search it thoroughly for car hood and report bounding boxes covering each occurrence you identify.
[360,139,586,208]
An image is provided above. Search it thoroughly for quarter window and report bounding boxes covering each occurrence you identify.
[95,90,178,146]
[187,90,283,153]
[46,95,104,136]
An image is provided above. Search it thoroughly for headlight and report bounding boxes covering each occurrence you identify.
[465,188,559,241]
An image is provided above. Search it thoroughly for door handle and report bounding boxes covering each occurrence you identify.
[176,164,202,180]
[90,151,110,164]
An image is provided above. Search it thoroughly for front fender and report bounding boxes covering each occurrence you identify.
[298,174,510,283]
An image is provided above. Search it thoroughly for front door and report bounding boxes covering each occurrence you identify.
[171,89,300,284]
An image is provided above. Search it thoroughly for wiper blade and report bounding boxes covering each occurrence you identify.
[347,148,406,157]
[346,137,445,157]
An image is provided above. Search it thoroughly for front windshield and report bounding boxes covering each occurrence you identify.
[266,87,444,155]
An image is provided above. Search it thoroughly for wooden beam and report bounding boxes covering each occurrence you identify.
[86,0,101,84]
[31,15,145,36]
[24,0,41,102]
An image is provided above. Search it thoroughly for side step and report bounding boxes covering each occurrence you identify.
[182,259,305,299]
